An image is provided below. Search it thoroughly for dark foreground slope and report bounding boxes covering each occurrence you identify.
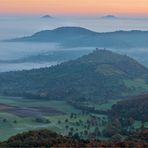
[9,27,148,48]
[0,49,148,100]
[0,129,147,147]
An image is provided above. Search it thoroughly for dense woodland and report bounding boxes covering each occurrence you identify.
[110,95,148,122]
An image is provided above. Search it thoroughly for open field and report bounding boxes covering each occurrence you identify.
[0,96,147,141]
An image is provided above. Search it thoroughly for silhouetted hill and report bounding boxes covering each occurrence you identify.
[8,27,148,48]
[41,15,53,19]
[0,49,148,100]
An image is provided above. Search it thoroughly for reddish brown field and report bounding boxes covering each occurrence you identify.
[0,103,14,110]
[0,103,65,117]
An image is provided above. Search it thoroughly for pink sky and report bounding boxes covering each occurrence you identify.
[0,0,148,16]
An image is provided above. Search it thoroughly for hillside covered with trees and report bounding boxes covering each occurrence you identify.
[0,49,148,101]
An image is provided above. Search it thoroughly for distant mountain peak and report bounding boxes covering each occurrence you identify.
[42,15,53,19]
[101,15,118,19]
[52,26,97,34]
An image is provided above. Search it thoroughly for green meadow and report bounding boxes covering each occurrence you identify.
[0,96,147,141]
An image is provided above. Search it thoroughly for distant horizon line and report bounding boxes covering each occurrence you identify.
[1,14,148,19]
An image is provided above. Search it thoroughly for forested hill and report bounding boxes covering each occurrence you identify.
[0,49,148,100]
[9,27,148,48]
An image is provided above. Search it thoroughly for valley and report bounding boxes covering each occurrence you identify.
[0,95,147,143]
[0,95,111,141]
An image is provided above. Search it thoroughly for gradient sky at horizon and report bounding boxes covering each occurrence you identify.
[0,0,148,16]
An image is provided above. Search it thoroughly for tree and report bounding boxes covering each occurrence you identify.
[70,127,74,132]
[68,132,73,137]
[58,120,61,124]
[73,132,80,140]
[76,122,80,126]
[65,125,69,130]
[84,130,88,136]
[65,119,69,123]
[128,117,135,126]
[141,121,145,130]
[46,119,51,124]
[113,118,121,129]
[70,113,74,119]
[13,120,17,124]
[3,119,7,123]
[94,127,101,137]
[80,131,83,137]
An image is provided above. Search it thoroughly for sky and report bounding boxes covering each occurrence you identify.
[0,0,148,16]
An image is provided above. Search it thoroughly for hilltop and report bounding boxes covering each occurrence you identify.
[0,49,148,100]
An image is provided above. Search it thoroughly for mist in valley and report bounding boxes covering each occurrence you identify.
[0,15,148,72]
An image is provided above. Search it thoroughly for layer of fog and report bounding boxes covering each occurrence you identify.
[0,42,59,60]
[0,15,148,72]
[1,16,148,40]
[0,62,58,72]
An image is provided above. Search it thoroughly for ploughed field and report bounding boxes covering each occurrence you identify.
[0,103,65,117]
